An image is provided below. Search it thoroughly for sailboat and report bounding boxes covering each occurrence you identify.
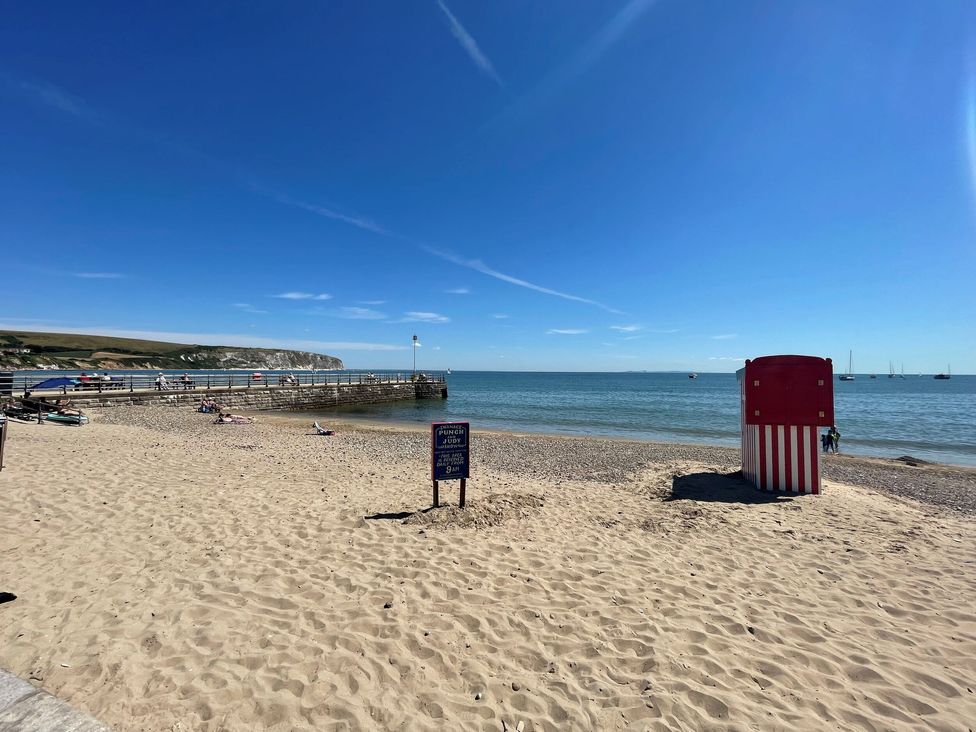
[900,363,905,379]
[934,365,951,380]
[839,351,855,381]
[888,361,896,378]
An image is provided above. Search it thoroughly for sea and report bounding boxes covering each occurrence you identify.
[9,368,976,467]
[301,371,976,468]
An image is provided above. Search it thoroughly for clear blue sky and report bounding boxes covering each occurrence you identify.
[2,1,974,373]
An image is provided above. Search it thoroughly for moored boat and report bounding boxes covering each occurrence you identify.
[839,350,855,381]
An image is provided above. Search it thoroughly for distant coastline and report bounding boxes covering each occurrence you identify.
[0,330,343,371]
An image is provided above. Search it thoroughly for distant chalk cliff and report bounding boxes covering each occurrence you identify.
[178,348,343,371]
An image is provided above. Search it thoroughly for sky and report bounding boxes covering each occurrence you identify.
[1,1,974,373]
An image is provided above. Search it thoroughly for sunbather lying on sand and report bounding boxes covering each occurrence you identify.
[214,412,254,424]
[312,421,335,436]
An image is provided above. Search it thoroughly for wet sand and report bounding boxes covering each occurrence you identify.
[0,406,974,730]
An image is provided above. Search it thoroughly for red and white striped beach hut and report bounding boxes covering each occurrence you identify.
[737,355,834,495]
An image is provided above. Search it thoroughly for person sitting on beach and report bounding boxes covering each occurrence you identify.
[312,421,335,436]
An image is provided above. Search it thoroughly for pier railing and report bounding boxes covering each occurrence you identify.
[8,370,447,396]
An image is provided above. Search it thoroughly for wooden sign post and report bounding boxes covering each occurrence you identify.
[0,417,7,471]
[431,422,470,508]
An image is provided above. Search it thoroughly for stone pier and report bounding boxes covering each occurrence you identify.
[45,381,447,411]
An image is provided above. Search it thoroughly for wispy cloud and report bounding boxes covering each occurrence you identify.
[402,311,450,324]
[9,76,104,123]
[489,0,655,127]
[73,272,126,279]
[547,328,589,335]
[445,287,470,295]
[334,307,387,320]
[358,300,387,305]
[710,333,738,340]
[233,303,268,315]
[274,291,332,301]
[424,246,622,314]
[647,328,680,334]
[436,0,503,86]
[273,193,391,236]
[610,324,642,332]
[4,74,390,245]
[492,313,510,319]
[7,74,632,320]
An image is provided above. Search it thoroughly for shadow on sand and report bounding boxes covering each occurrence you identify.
[364,507,436,521]
[666,471,794,505]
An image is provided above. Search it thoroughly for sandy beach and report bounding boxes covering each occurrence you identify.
[1,406,974,731]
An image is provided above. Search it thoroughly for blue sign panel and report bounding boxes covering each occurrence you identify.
[431,422,470,480]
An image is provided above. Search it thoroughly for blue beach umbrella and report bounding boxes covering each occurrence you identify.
[29,377,79,390]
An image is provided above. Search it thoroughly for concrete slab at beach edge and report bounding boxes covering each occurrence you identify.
[0,669,112,731]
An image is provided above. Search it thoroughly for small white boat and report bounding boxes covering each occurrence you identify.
[688,373,698,379]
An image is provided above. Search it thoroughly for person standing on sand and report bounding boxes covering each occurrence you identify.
[822,431,831,453]
[830,426,841,453]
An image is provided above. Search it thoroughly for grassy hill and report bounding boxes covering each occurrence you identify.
[0,331,344,371]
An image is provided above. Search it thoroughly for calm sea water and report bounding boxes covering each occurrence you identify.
[12,368,975,467]
[301,371,976,468]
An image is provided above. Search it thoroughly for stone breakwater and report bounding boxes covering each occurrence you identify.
[49,381,446,411]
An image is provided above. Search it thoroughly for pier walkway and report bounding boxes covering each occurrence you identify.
[2,371,448,411]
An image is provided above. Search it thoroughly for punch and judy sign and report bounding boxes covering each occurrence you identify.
[430,421,470,480]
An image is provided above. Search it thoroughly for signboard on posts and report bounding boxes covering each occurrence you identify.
[430,421,469,507]
[431,422,469,480]
[0,417,7,471]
